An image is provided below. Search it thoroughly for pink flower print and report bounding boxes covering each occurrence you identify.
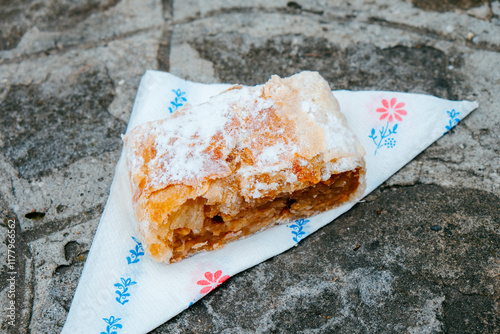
[197,270,230,294]
[369,97,407,155]
[376,98,407,122]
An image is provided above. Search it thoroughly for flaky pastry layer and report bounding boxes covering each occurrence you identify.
[124,71,366,263]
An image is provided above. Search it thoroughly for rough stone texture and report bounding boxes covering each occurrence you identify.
[1,67,121,180]
[0,0,162,61]
[155,185,499,333]
[0,0,498,333]
[28,219,96,333]
[192,35,460,98]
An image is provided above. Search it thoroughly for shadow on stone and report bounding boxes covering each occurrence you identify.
[412,0,489,12]
[25,211,46,220]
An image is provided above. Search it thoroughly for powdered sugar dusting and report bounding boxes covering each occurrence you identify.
[301,100,318,120]
[126,72,365,197]
[323,111,360,156]
[150,97,231,184]
[300,96,359,159]
[129,84,282,188]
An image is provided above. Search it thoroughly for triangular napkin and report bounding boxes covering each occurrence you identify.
[62,70,478,333]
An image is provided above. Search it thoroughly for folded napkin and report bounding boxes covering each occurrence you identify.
[62,70,478,333]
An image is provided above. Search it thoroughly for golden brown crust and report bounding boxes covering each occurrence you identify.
[125,71,366,263]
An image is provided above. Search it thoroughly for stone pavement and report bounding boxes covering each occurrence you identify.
[0,0,499,332]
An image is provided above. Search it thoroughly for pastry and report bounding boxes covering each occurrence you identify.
[124,71,366,263]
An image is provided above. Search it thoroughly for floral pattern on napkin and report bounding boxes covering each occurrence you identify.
[101,316,122,334]
[445,109,460,133]
[288,219,311,243]
[114,278,137,305]
[197,270,231,294]
[127,236,145,264]
[62,71,478,334]
[168,89,187,113]
[369,97,407,155]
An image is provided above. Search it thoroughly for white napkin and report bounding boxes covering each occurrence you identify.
[62,70,478,334]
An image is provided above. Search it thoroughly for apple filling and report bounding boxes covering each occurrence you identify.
[159,168,361,262]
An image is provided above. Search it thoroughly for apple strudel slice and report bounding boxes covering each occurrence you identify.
[124,71,366,264]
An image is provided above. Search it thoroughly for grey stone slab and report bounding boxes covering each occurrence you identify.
[169,43,219,83]
[0,0,163,62]
[104,30,164,123]
[0,65,123,180]
[0,30,160,236]
[168,12,460,92]
[0,152,118,236]
[152,185,499,333]
[171,0,500,47]
[191,34,461,97]
[0,0,121,51]
[27,218,97,333]
[0,27,161,120]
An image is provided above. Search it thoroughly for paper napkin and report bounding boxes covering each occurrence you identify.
[62,70,478,333]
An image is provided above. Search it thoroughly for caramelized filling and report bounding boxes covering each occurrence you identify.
[166,168,361,262]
